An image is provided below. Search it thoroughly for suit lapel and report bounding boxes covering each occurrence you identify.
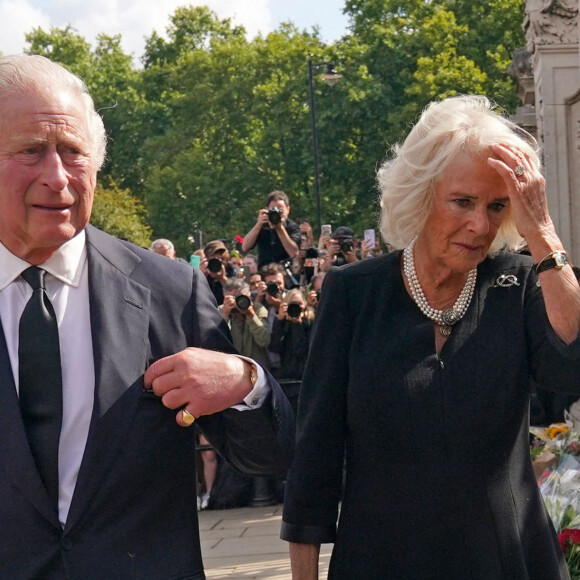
[65,226,151,531]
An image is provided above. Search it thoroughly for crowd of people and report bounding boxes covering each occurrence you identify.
[151,189,389,508]
[4,52,580,580]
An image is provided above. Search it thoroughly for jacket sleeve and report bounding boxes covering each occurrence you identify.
[247,304,271,348]
[524,265,580,393]
[190,269,295,476]
[281,267,352,544]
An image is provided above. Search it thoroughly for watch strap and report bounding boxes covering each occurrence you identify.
[534,250,568,274]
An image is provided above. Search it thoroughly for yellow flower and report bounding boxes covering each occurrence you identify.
[546,423,571,440]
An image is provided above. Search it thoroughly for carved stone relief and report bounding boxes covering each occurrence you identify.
[525,0,579,54]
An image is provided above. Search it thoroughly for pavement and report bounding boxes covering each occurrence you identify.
[199,504,333,579]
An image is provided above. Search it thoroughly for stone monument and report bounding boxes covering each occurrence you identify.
[522,0,580,261]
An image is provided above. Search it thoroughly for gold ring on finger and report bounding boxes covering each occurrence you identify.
[181,408,196,425]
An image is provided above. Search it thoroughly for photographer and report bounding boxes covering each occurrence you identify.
[293,220,319,287]
[269,289,314,417]
[319,225,359,269]
[242,190,301,269]
[255,263,287,375]
[203,240,234,305]
[218,278,271,370]
[306,272,326,310]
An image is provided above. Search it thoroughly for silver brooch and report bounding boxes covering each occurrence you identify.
[492,274,520,288]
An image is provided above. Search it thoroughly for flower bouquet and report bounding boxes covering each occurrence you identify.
[560,529,580,579]
[530,422,570,479]
[533,423,580,578]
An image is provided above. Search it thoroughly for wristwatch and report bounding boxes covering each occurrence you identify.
[535,250,568,274]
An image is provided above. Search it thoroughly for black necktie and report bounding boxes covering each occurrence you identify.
[18,266,62,507]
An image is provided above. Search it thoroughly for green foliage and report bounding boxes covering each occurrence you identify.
[20,0,526,251]
[90,183,152,247]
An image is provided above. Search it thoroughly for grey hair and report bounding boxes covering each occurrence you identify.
[150,238,175,252]
[0,54,107,170]
[224,278,249,294]
[377,95,540,253]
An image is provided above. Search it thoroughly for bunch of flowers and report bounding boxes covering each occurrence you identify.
[533,424,580,577]
[560,528,580,579]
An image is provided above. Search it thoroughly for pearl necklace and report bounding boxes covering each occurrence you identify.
[403,237,477,336]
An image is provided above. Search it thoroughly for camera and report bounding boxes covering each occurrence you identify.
[339,239,354,254]
[305,246,319,259]
[235,294,252,311]
[207,257,223,274]
[287,302,303,319]
[266,281,280,296]
[267,206,283,226]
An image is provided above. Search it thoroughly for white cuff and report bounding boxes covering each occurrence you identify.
[231,355,270,411]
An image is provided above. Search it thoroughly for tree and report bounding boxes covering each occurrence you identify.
[21,1,527,250]
[90,183,152,247]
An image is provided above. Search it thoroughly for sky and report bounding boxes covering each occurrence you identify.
[0,0,351,62]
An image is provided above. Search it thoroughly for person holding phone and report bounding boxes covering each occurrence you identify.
[282,95,580,579]
[361,229,383,259]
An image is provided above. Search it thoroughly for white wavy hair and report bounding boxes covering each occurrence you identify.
[0,54,107,170]
[377,95,540,253]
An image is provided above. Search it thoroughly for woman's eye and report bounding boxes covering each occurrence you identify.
[454,199,471,208]
[489,202,507,213]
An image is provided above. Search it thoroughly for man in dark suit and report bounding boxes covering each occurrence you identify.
[0,54,293,579]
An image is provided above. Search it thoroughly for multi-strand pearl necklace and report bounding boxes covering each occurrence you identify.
[403,237,477,336]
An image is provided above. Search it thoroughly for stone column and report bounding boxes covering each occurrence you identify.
[524,0,580,261]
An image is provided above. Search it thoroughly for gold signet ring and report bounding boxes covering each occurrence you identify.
[181,409,196,425]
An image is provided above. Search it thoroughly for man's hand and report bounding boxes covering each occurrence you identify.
[222,295,236,318]
[243,303,257,319]
[208,263,227,284]
[266,292,283,310]
[307,289,318,307]
[277,303,288,321]
[257,209,270,228]
[300,221,313,246]
[255,281,267,302]
[326,239,340,260]
[144,348,253,426]
[344,247,358,263]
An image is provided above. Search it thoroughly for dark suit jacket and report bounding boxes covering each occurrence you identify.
[0,225,294,580]
[282,250,580,580]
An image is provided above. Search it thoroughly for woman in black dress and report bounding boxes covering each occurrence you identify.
[281,95,580,579]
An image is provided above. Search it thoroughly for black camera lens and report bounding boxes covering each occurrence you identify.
[207,257,223,273]
[339,239,353,254]
[267,207,283,226]
[305,246,319,259]
[287,302,302,319]
[266,281,280,296]
[235,294,251,311]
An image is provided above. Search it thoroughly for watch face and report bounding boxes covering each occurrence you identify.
[555,252,568,268]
